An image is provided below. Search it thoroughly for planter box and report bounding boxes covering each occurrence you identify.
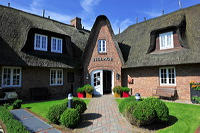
[114,92,121,98]
[122,92,129,97]
[77,92,85,98]
[86,93,92,98]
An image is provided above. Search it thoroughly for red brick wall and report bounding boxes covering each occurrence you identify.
[0,66,81,99]
[122,64,200,100]
[83,22,123,87]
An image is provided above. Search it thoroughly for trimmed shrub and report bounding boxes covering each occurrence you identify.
[12,99,23,109]
[61,97,87,114]
[76,87,85,93]
[143,97,169,122]
[118,96,136,113]
[113,86,122,94]
[60,108,80,128]
[132,102,156,126]
[121,87,130,92]
[124,101,140,124]
[46,103,67,124]
[0,107,29,133]
[83,84,94,94]
[72,97,87,114]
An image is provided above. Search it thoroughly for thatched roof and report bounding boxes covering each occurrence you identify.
[116,4,200,68]
[0,5,89,68]
[82,15,124,66]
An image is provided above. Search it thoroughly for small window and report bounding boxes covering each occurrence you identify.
[98,40,106,53]
[159,67,176,85]
[159,32,174,50]
[50,69,63,86]
[51,37,63,53]
[34,34,48,51]
[2,67,21,87]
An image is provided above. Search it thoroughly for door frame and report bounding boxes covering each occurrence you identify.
[91,69,114,95]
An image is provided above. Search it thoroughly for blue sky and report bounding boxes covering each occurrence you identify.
[0,0,199,34]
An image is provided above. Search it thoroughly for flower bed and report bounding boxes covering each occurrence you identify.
[190,81,200,103]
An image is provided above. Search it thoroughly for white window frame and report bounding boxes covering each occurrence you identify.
[159,67,176,86]
[34,34,48,51]
[98,40,106,53]
[50,69,63,86]
[2,67,22,87]
[51,37,63,53]
[159,31,174,50]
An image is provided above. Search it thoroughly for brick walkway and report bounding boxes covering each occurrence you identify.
[74,94,133,133]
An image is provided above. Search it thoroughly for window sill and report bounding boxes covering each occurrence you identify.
[150,47,187,54]
[98,52,107,55]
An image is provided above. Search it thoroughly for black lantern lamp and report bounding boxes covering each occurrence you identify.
[135,93,141,101]
[116,73,120,80]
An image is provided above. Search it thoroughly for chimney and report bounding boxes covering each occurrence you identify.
[70,17,82,29]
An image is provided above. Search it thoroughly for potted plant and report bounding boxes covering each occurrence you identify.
[122,87,130,97]
[113,86,122,98]
[76,87,85,98]
[84,84,94,98]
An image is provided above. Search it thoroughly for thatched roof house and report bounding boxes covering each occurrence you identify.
[116,4,200,68]
[0,5,89,68]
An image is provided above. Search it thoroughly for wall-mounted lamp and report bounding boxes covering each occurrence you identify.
[116,73,120,80]
[86,73,89,80]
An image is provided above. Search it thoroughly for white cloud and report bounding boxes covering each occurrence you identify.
[143,10,162,18]
[80,0,101,12]
[112,19,133,34]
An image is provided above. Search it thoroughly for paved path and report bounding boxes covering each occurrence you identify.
[10,109,61,133]
[74,95,133,133]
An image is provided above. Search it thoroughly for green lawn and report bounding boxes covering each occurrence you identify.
[21,98,90,119]
[116,99,200,133]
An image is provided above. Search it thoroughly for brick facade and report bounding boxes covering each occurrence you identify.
[83,20,123,87]
[0,66,81,100]
[122,64,200,100]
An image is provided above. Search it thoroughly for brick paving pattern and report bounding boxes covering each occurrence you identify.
[74,95,133,133]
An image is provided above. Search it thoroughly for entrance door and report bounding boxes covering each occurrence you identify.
[91,70,103,95]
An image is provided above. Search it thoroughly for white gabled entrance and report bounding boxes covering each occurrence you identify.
[91,70,113,95]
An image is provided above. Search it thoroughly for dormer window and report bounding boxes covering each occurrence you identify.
[159,31,174,50]
[51,37,63,53]
[98,40,106,53]
[34,34,48,51]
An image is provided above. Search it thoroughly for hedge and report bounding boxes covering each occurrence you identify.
[0,107,29,133]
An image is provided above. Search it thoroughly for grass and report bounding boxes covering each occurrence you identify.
[116,98,200,133]
[20,98,90,119]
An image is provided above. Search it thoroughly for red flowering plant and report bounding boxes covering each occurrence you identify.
[190,81,200,91]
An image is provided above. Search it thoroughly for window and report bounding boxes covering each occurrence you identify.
[159,67,176,85]
[159,31,174,50]
[98,40,106,53]
[51,37,63,53]
[50,69,63,85]
[34,34,48,51]
[2,67,21,87]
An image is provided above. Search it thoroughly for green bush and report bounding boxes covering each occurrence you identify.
[132,102,156,126]
[118,96,136,113]
[46,103,67,124]
[123,101,140,124]
[12,99,23,109]
[60,108,80,128]
[122,87,130,92]
[0,107,29,133]
[113,86,122,94]
[76,87,85,93]
[192,96,200,103]
[83,84,94,94]
[72,97,87,114]
[143,97,169,122]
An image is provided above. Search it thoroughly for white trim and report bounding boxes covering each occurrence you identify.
[2,66,22,87]
[159,67,176,86]
[34,34,48,51]
[51,37,63,53]
[159,31,174,50]
[50,69,63,86]
[98,40,106,53]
